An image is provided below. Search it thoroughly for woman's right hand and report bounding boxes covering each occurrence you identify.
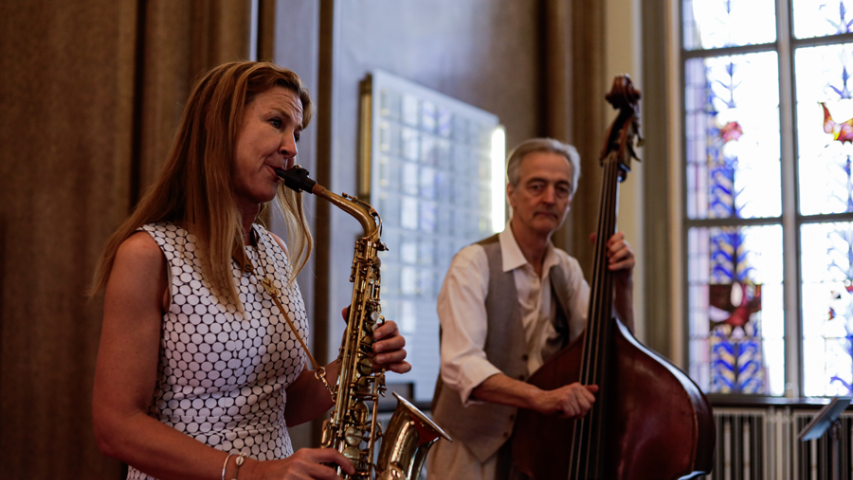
[241,448,355,479]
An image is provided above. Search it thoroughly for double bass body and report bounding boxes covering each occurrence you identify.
[511,320,715,479]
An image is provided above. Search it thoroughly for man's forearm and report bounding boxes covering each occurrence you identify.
[471,373,598,418]
[470,373,543,410]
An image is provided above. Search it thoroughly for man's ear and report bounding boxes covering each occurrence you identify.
[506,182,516,209]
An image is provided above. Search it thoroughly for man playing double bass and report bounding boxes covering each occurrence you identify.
[427,138,635,479]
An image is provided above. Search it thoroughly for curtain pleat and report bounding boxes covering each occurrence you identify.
[543,0,606,273]
[0,1,250,478]
[566,0,606,274]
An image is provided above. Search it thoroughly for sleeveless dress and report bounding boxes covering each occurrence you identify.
[128,222,309,480]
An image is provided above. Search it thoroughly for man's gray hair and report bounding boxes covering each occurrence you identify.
[506,138,581,198]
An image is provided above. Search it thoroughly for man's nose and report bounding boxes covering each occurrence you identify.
[541,185,556,203]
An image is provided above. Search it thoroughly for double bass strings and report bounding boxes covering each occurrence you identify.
[569,151,621,479]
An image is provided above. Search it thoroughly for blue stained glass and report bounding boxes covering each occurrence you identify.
[683,0,776,51]
[801,222,853,396]
[796,43,853,215]
[688,225,784,395]
[793,0,853,39]
[685,53,782,220]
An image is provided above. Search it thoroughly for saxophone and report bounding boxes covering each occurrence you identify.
[276,166,451,480]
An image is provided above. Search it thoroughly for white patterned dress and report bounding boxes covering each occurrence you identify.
[127,222,309,480]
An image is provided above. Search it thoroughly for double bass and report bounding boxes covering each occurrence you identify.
[510,76,715,479]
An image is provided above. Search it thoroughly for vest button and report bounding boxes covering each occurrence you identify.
[517,374,525,381]
[522,354,529,361]
[509,414,515,421]
[503,432,509,438]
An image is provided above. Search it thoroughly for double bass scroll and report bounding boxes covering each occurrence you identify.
[509,75,715,480]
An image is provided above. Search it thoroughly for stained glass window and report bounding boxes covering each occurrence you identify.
[793,0,853,39]
[683,0,776,51]
[688,225,785,395]
[684,53,782,220]
[795,43,853,216]
[801,222,853,396]
[684,0,853,398]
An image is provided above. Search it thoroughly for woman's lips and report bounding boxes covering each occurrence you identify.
[267,164,283,179]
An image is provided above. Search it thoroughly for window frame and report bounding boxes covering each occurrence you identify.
[679,0,853,397]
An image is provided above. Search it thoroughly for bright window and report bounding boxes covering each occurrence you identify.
[683,0,853,397]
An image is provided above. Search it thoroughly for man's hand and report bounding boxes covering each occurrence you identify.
[590,232,635,281]
[535,383,598,419]
[341,307,411,374]
[603,231,634,286]
[590,232,635,332]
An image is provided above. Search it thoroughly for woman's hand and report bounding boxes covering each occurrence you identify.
[241,448,354,479]
[341,307,411,374]
[371,319,411,373]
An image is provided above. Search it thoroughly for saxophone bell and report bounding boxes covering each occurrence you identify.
[376,393,451,480]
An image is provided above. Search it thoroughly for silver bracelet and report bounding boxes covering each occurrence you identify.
[232,454,246,480]
[221,453,235,480]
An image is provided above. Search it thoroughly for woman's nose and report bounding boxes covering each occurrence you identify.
[280,135,298,158]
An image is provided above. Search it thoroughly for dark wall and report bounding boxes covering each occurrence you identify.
[318,0,544,371]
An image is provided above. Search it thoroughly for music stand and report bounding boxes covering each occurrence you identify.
[797,397,851,480]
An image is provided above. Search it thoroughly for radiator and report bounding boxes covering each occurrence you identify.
[705,406,853,480]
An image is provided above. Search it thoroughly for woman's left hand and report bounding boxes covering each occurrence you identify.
[341,307,411,374]
[371,320,411,373]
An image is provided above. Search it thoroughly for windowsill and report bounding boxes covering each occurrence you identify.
[707,394,843,409]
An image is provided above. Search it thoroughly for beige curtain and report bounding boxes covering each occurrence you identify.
[0,1,250,478]
[544,0,606,273]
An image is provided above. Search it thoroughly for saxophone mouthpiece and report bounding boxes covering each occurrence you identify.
[275,166,318,194]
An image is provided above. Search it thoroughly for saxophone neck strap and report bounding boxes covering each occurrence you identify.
[258,277,335,398]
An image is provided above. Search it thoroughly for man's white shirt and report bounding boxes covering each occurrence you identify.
[437,223,590,405]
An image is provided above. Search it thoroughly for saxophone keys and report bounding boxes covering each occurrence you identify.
[320,419,333,447]
[342,445,361,463]
[351,399,369,423]
[358,342,374,356]
[344,426,363,446]
[357,357,373,376]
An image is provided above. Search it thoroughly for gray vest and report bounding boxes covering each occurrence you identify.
[431,234,573,463]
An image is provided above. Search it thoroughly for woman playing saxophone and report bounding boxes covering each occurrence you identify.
[90,61,410,480]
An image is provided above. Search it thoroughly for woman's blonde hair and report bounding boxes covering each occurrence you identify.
[91,61,314,307]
